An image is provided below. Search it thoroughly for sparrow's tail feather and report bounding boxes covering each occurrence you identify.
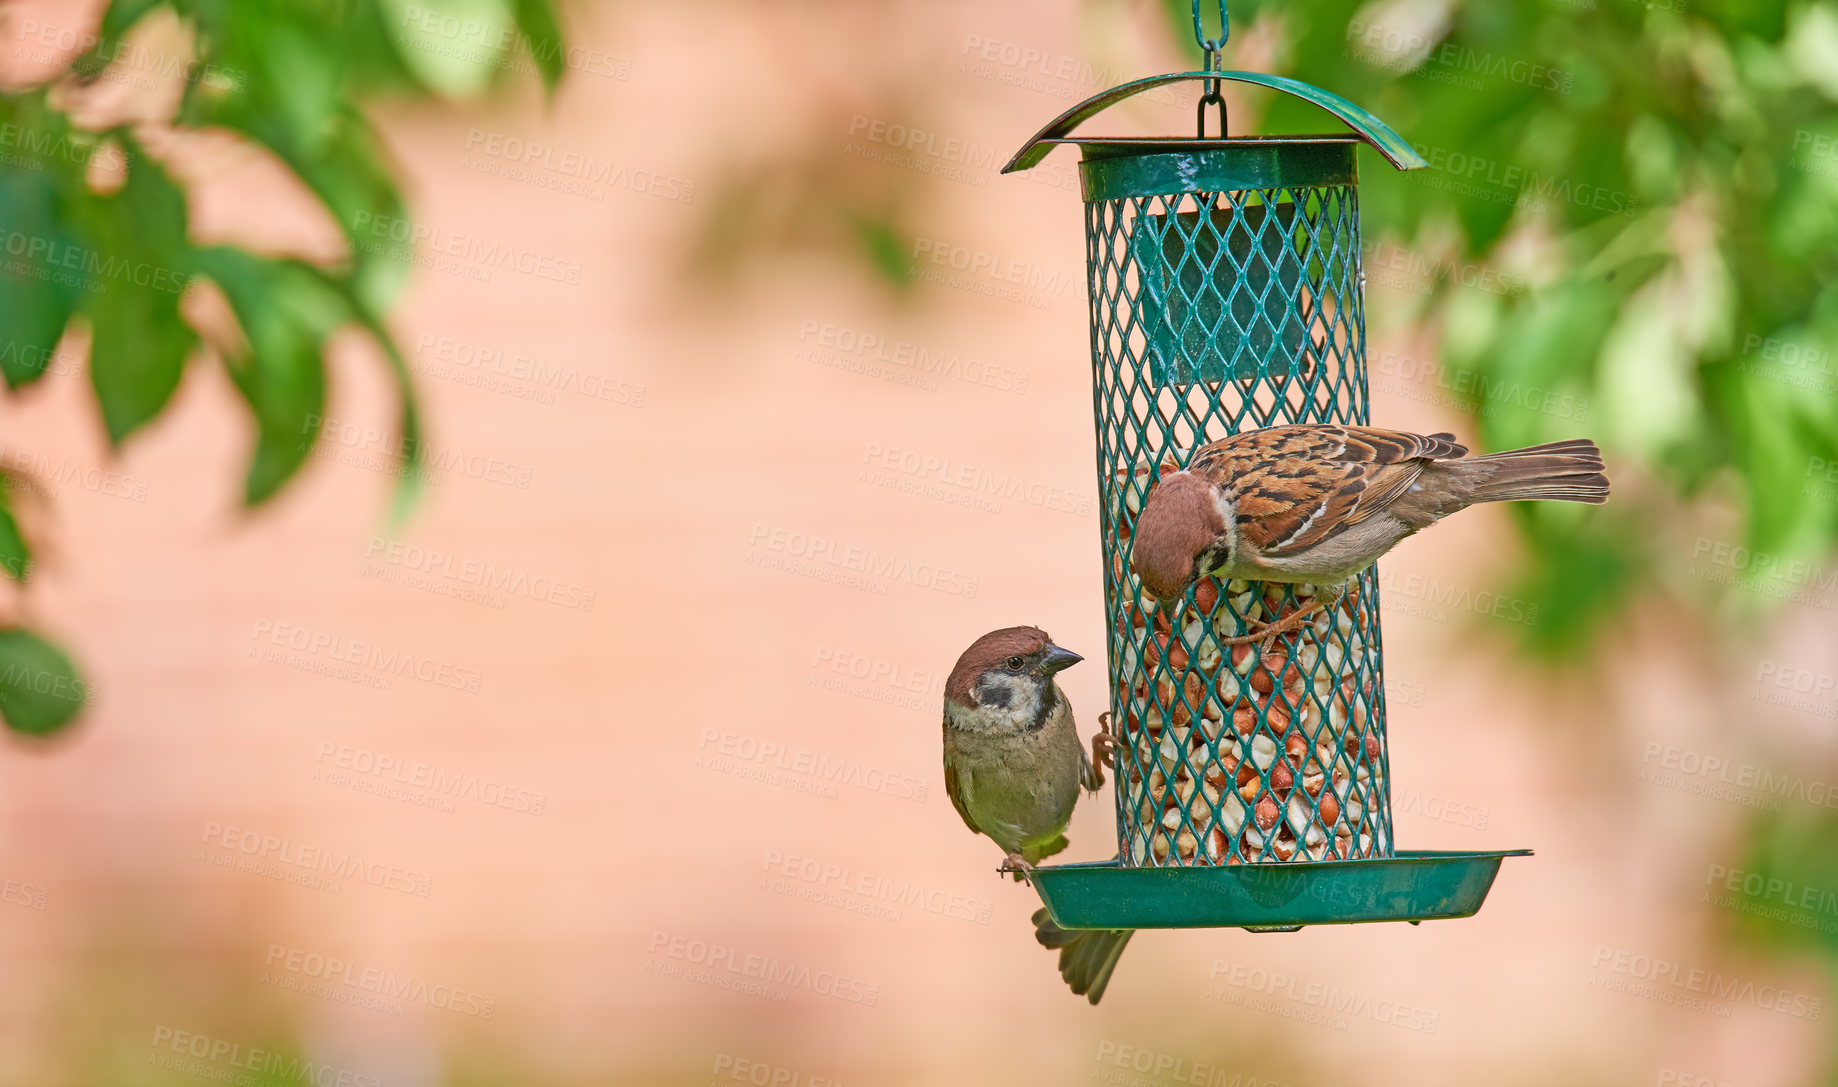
[1032,908,1134,1005]
[1463,439,1610,504]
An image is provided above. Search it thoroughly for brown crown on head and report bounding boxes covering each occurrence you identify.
[945,626,1050,707]
[1131,472,1225,604]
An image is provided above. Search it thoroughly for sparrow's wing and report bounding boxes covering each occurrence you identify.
[942,725,981,835]
[1193,425,1468,558]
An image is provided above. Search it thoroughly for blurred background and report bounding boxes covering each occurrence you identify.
[2,0,1837,1083]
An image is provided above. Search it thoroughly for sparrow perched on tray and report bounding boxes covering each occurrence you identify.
[942,626,1132,1004]
[1131,424,1609,641]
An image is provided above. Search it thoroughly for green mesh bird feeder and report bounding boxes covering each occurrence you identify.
[1005,1,1526,932]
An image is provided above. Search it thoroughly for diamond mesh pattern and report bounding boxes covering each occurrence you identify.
[1087,183,1394,866]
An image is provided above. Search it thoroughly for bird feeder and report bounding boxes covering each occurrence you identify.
[1005,1,1525,932]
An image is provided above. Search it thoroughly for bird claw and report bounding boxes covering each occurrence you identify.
[1078,714,1116,792]
[999,853,1035,885]
[1214,599,1324,648]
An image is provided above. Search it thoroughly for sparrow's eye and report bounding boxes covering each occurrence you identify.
[1005,655,1025,672]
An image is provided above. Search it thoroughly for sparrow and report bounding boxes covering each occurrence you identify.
[1131,425,1609,641]
[942,626,1132,1003]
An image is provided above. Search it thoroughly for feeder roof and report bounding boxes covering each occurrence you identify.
[1003,70,1426,175]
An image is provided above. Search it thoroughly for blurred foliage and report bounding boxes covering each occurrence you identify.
[1153,0,1838,657]
[0,0,566,736]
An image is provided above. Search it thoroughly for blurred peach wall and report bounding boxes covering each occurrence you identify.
[1,2,1834,1085]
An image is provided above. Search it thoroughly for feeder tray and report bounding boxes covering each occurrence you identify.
[1004,9,1526,933]
[1032,851,1531,932]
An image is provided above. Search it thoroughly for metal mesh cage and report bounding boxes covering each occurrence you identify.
[1082,143,1393,867]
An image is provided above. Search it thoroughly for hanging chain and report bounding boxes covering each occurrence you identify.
[1190,0,1229,56]
[1192,0,1228,138]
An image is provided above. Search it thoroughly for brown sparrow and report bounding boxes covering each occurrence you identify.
[942,626,1131,1003]
[1131,425,1608,640]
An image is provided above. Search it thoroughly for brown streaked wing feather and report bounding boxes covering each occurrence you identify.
[1190,425,1471,557]
[1339,461,1425,530]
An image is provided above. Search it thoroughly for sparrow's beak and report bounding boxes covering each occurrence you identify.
[1153,594,1183,617]
[1039,644,1083,675]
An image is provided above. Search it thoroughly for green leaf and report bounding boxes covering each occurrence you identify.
[0,171,82,389]
[851,211,914,289]
[0,629,86,737]
[85,280,197,444]
[0,486,30,581]
[513,0,567,94]
[74,144,197,444]
[303,266,425,523]
[382,0,516,98]
[195,247,342,504]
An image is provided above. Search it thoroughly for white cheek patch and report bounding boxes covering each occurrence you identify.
[1004,683,1042,730]
[975,674,1042,730]
[1211,488,1237,564]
